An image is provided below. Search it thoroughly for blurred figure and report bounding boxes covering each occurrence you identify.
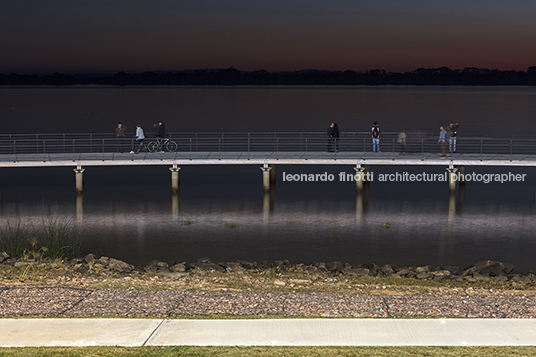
[397,130,407,152]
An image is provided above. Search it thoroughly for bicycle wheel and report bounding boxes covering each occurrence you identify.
[148,141,159,153]
[166,141,178,152]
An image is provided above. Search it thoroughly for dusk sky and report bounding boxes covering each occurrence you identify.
[2,0,536,74]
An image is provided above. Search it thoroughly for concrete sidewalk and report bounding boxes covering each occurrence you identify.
[0,318,535,347]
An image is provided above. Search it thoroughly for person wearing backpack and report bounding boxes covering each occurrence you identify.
[371,122,381,152]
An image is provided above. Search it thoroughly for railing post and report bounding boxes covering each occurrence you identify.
[305,138,308,152]
[63,134,66,153]
[73,139,75,153]
[43,140,46,154]
[421,138,424,154]
[480,139,483,157]
[189,138,192,152]
[248,133,250,153]
[102,139,105,153]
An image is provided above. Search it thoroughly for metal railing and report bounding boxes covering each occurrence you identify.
[1,132,536,158]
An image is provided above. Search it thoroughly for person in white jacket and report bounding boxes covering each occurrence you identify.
[130,125,145,153]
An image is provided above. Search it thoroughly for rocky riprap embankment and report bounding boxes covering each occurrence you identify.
[1,251,534,287]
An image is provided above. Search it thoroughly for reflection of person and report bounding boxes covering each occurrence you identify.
[115,122,126,152]
[438,126,448,157]
[397,131,407,152]
[371,122,381,152]
[448,122,459,153]
[327,122,339,152]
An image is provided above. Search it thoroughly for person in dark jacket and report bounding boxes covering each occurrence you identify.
[155,121,167,152]
[327,122,340,152]
[371,122,381,152]
[115,122,127,153]
[448,122,459,153]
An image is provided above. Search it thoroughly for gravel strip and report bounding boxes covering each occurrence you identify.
[1,285,535,318]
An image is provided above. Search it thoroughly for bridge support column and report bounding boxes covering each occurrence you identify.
[170,164,181,193]
[261,164,273,191]
[354,165,366,192]
[73,166,85,194]
[447,166,458,193]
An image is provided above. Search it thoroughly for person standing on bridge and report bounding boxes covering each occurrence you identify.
[115,122,127,153]
[371,122,381,152]
[438,125,448,157]
[154,120,167,152]
[327,122,339,152]
[448,122,459,153]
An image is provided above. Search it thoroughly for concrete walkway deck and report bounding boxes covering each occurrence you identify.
[1,318,536,347]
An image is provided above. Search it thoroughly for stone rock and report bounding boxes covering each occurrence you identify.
[99,256,110,266]
[415,266,431,273]
[380,265,394,275]
[236,260,257,270]
[441,266,460,275]
[108,258,134,273]
[491,275,508,282]
[342,267,370,276]
[169,263,186,273]
[326,261,343,273]
[464,260,515,277]
[432,270,451,278]
[415,272,432,279]
[84,253,96,265]
[395,269,411,276]
[145,260,169,272]
[197,257,213,263]
[190,261,225,272]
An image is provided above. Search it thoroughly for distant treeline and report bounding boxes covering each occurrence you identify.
[3,66,536,86]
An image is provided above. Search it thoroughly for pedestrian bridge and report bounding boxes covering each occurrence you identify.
[1,132,535,193]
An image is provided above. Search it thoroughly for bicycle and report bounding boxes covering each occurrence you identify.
[147,138,178,153]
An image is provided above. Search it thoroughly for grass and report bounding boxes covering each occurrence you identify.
[224,223,239,229]
[0,346,536,357]
[0,214,85,260]
[181,219,193,226]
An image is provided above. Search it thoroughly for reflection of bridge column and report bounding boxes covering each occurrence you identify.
[73,165,85,194]
[356,180,370,219]
[448,191,456,221]
[172,191,180,220]
[261,164,273,191]
[457,182,465,213]
[76,193,84,222]
[170,164,181,193]
[263,187,276,222]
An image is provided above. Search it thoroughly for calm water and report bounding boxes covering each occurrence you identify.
[1,86,536,271]
[2,85,536,135]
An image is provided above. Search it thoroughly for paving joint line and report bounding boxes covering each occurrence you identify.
[141,318,166,346]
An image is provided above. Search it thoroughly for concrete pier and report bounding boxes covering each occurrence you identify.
[354,165,366,192]
[447,166,458,192]
[170,165,181,193]
[73,166,85,194]
[261,164,272,191]
[269,164,276,185]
